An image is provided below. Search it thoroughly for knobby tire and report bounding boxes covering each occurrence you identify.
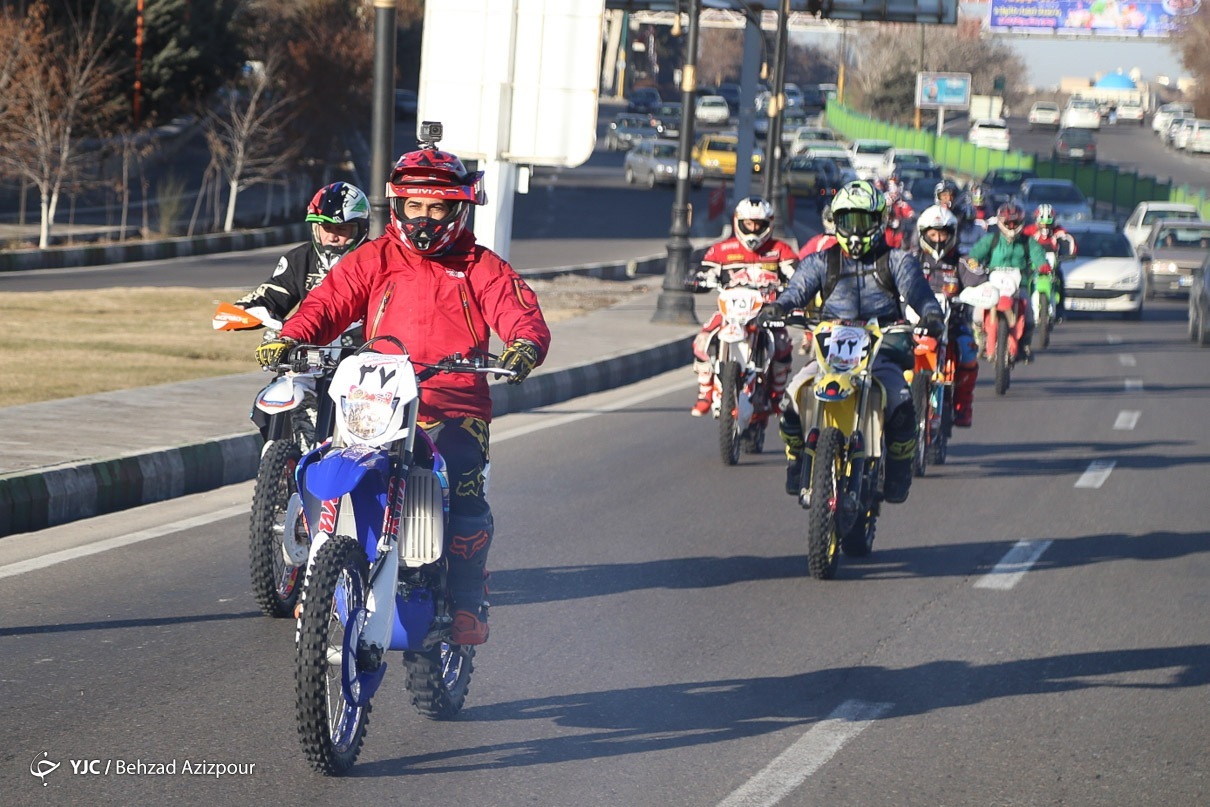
[405,643,475,720]
[806,427,845,580]
[994,313,1011,396]
[248,439,303,618]
[910,371,930,478]
[295,536,371,776]
[718,361,742,466]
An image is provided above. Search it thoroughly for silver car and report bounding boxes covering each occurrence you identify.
[1014,178,1093,224]
[623,139,704,189]
[1137,219,1210,297]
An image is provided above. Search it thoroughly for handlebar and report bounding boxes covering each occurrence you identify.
[415,351,515,381]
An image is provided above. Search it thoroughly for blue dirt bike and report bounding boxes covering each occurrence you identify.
[290,337,513,775]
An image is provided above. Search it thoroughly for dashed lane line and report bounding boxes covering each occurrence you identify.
[973,540,1054,590]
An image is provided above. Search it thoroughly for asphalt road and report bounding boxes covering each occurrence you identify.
[3,297,1209,805]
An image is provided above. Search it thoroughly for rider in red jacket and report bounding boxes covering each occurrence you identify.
[258,140,551,646]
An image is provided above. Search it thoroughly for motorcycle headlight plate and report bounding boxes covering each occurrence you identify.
[341,396,400,441]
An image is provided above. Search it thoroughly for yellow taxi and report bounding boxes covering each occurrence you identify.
[691,133,763,179]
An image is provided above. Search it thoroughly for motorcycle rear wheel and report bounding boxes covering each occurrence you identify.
[405,642,475,720]
[296,536,371,776]
[910,371,930,478]
[718,360,742,466]
[806,427,845,580]
[248,439,304,618]
[994,313,1011,396]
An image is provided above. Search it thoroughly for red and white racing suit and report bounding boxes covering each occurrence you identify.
[692,236,797,411]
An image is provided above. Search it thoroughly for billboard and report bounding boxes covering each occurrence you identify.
[916,72,973,110]
[987,0,1198,38]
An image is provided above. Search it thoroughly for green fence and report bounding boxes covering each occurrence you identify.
[825,100,1210,221]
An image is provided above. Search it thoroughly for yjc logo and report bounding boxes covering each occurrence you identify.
[30,751,60,786]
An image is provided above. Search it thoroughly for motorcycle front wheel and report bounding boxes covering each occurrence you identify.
[405,642,475,720]
[718,360,743,466]
[296,536,371,776]
[248,439,304,618]
[910,371,930,478]
[994,313,1011,396]
[1037,296,1052,350]
[806,427,845,580]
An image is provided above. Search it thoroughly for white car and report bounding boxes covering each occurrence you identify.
[1027,102,1061,129]
[1152,102,1195,134]
[790,126,838,155]
[1061,222,1144,319]
[1172,118,1197,150]
[1123,201,1203,249]
[695,95,731,125]
[1116,100,1146,124]
[1061,98,1101,130]
[848,139,894,179]
[1187,119,1210,154]
[967,119,1011,151]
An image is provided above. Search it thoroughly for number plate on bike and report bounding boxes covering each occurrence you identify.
[823,326,870,371]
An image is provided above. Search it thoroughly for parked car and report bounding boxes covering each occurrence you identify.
[716,82,742,114]
[1123,201,1202,249]
[1015,178,1093,223]
[1187,257,1210,345]
[1178,119,1210,153]
[1061,97,1101,130]
[647,102,683,138]
[1152,101,1195,134]
[691,133,763,178]
[623,138,704,189]
[603,113,659,151]
[1053,128,1097,163]
[1059,221,1144,319]
[981,168,1038,209]
[1116,99,1146,125]
[626,87,663,115]
[782,156,848,211]
[695,95,731,125]
[1027,101,1062,130]
[883,148,936,178]
[790,126,839,155]
[967,118,1011,151]
[1137,219,1210,297]
[848,138,894,179]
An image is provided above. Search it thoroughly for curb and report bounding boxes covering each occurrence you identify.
[0,333,693,537]
[0,223,308,272]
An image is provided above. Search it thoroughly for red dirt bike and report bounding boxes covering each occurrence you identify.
[970,266,1026,396]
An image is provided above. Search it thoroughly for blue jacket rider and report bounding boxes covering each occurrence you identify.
[764,180,943,504]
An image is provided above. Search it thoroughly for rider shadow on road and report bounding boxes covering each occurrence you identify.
[354,642,1210,777]
[940,439,1204,478]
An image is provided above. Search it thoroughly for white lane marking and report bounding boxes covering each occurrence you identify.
[0,506,248,580]
[974,540,1054,590]
[716,700,893,807]
[1125,379,1144,392]
[5,379,693,579]
[1106,335,1122,344]
[1118,354,1137,367]
[1075,460,1116,489]
[493,378,693,444]
[1114,410,1140,430]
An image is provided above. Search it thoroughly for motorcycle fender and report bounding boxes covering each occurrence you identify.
[303,446,391,502]
[254,375,305,415]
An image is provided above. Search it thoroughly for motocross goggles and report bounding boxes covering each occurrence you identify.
[834,209,882,237]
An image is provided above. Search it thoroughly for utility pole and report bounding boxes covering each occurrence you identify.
[368,0,397,239]
[762,0,790,237]
[652,0,700,325]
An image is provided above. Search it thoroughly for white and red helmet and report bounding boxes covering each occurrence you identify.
[386,148,486,256]
[732,195,775,252]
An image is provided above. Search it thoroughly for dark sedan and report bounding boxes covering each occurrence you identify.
[783,156,844,212]
[981,167,1038,208]
[1053,128,1097,163]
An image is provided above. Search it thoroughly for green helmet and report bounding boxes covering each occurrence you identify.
[831,180,887,258]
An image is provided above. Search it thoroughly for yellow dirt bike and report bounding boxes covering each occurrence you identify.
[790,317,914,580]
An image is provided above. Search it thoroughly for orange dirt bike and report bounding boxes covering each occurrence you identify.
[212,302,354,618]
[790,317,915,579]
[906,269,962,475]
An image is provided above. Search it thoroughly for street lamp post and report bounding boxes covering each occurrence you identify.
[652,0,701,325]
[762,0,790,236]
[368,0,397,239]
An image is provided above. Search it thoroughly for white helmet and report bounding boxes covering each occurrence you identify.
[916,204,958,261]
[733,195,775,252]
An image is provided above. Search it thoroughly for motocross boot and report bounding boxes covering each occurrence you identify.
[882,405,916,504]
[452,605,490,646]
[779,409,806,496]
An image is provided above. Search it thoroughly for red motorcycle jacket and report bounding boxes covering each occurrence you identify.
[280,226,551,423]
[700,236,798,289]
[1023,223,1078,259]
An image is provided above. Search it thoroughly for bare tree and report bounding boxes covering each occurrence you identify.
[202,51,303,232]
[0,1,121,248]
[697,27,745,88]
[1176,7,1210,115]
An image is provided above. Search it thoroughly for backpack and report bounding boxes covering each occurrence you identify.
[822,244,896,301]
